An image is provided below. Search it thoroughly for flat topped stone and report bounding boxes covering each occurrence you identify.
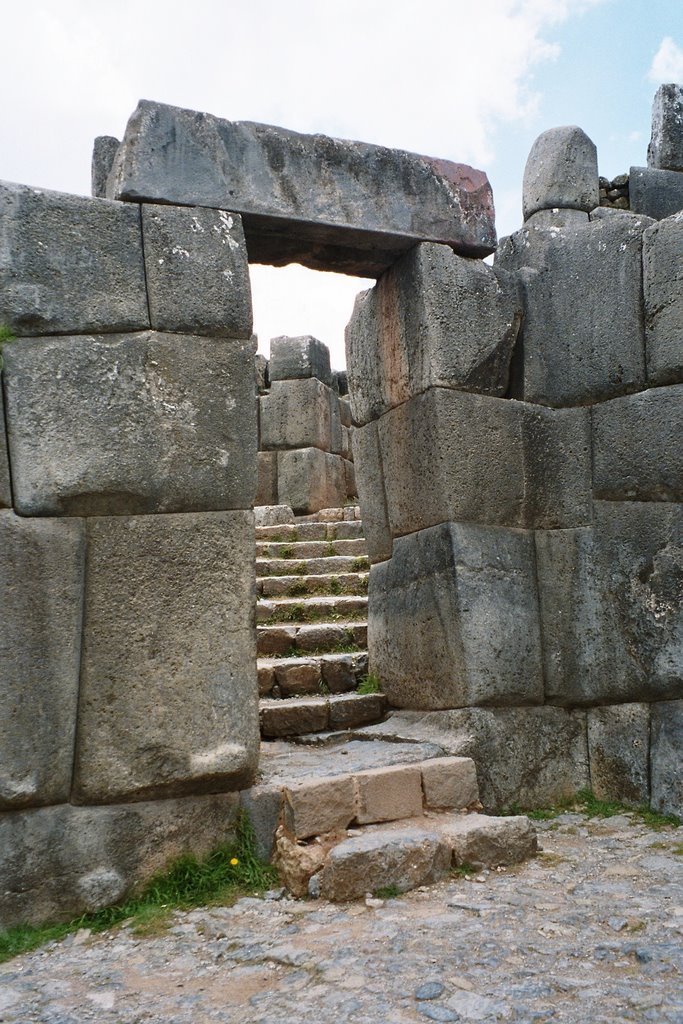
[106,100,496,275]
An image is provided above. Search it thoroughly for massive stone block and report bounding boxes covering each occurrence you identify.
[72,511,258,804]
[141,204,252,338]
[91,135,120,198]
[276,448,346,514]
[587,704,650,805]
[375,389,590,538]
[269,335,332,386]
[593,386,683,501]
[0,180,148,335]
[0,386,11,508]
[368,522,544,710]
[519,216,647,406]
[345,243,521,426]
[630,166,683,221]
[650,700,683,817]
[536,503,683,706]
[0,793,239,928]
[648,84,683,171]
[0,512,85,810]
[643,212,683,385]
[255,451,278,506]
[3,332,257,515]
[522,126,599,220]
[106,100,497,275]
[259,378,341,454]
[350,421,392,563]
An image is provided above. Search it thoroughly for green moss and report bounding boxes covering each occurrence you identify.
[505,789,681,831]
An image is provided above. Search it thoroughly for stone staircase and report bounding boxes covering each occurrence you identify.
[256,508,387,739]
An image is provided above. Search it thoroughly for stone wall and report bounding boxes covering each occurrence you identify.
[255,336,356,513]
[0,181,260,927]
[349,88,683,820]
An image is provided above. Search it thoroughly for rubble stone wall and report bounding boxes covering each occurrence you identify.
[0,180,260,927]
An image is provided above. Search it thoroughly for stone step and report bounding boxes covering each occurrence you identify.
[260,691,386,739]
[256,520,365,542]
[257,594,368,625]
[258,572,369,599]
[295,506,361,523]
[256,538,367,559]
[257,621,368,656]
[257,554,370,578]
[258,651,369,697]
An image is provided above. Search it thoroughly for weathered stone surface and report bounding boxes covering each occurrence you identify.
[107,100,497,274]
[272,827,329,898]
[274,660,321,697]
[350,421,392,563]
[320,654,359,694]
[648,83,683,171]
[0,793,239,928]
[522,126,599,220]
[0,180,148,335]
[255,352,269,393]
[536,503,683,706]
[3,332,257,515]
[260,378,341,453]
[519,216,647,406]
[141,204,252,338]
[72,511,258,804]
[650,700,683,817]
[283,775,357,838]
[318,827,451,901]
[269,335,332,386]
[376,389,590,537]
[254,505,294,528]
[238,784,284,860]
[525,208,589,230]
[439,813,538,867]
[328,692,385,730]
[91,135,120,198]
[260,697,329,738]
[345,243,521,425]
[255,452,278,506]
[420,757,479,810]
[355,765,423,824]
[593,386,683,501]
[0,512,85,809]
[587,704,650,805]
[276,448,346,514]
[643,212,683,385]
[343,458,356,499]
[630,165,683,220]
[368,522,544,710]
[0,387,11,508]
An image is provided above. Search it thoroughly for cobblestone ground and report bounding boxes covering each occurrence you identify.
[1,812,681,1024]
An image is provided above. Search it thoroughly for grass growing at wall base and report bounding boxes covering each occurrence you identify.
[0,811,278,964]
[505,788,680,829]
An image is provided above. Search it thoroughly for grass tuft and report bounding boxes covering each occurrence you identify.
[357,673,381,695]
[0,811,277,964]
[451,861,478,878]
[505,789,680,830]
[373,884,401,899]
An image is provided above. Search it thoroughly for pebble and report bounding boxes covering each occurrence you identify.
[1,814,681,1023]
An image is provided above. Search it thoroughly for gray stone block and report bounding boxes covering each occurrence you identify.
[72,511,258,804]
[91,135,120,198]
[0,512,85,810]
[376,389,590,538]
[650,700,683,818]
[141,204,252,338]
[643,212,683,385]
[106,100,497,274]
[593,386,683,501]
[3,331,256,515]
[630,166,683,220]
[0,180,148,336]
[522,126,599,220]
[255,352,269,393]
[269,335,332,386]
[0,386,11,508]
[587,704,650,805]
[519,216,647,406]
[350,421,391,563]
[648,84,683,171]
[260,378,340,453]
[0,793,239,928]
[276,448,346,515]
[536,503,683,706]
[345,243,521,426]
[368,521,544,710]
[343,458,356,499]
[256,451,278,506]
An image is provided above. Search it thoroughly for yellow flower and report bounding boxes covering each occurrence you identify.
[230,857,239,866]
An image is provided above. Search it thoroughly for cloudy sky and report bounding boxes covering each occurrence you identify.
[2,0,682,367]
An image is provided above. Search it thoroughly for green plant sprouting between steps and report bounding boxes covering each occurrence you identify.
[0,325,15,370]
[505,788,680,830]
[357,673,381,695]
[0,811,277,964]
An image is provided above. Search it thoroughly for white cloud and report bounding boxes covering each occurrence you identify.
[648,37,683,84]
